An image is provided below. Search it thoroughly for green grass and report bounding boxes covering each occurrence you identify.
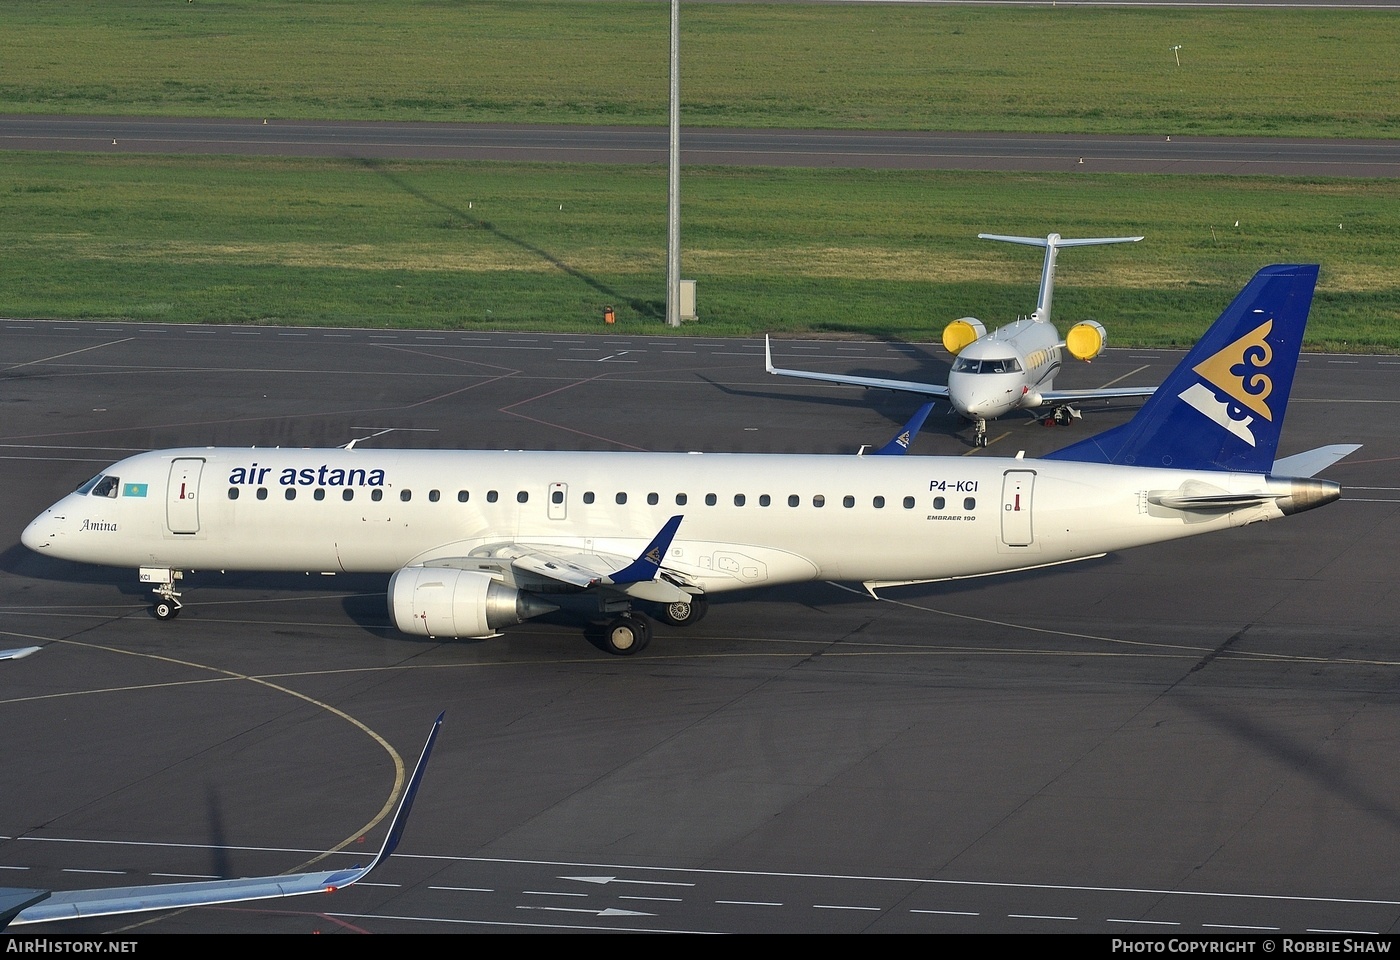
[4,153,1397,350]
[0,1,1397,137]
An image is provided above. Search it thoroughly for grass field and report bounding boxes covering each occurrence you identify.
[1,1,1397,348]
[4,153,1396,349]
[2,1,1397,137]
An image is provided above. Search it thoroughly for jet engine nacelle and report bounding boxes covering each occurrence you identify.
[388,566,555,638]
[942,317,988,356]
[1066,320,1107,361]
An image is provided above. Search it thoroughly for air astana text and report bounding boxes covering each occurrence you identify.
[227,463,387,487]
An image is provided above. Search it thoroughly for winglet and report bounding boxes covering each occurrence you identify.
[609,516,683,585]
[866,401,936,456]
[1045,264,1319,473]
[7,713,444,927]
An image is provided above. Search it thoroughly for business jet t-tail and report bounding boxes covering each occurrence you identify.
[22,265,1352,655]
[766,232,1154,446]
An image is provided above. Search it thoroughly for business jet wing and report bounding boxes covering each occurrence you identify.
[1039,384,1158,402]
[764,336,950,399]
[5,713,443,929]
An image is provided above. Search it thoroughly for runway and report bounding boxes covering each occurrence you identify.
[4,114,1399,175]
[1,321,1396,933]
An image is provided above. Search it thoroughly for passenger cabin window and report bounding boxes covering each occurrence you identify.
[812,495,825,508]
[788,495,799,507]
[517,491,528,503]
[371,489,383,502]
[429,489,440,503]
[343,489,354,502]
[257,488,269,501]
[285,488,296,501]
[552,490,564,504]
[843,495,854,508]
[903,496,915,509]
[873,496,885,508]
[458,490,469,503]
[400,490,411,502]
[964,497,976,510]
[583,491,596,504]
[933,496,945,510]
[91,476,120,498]
[705,493,717,506]
[734,494,745,507]
[675,493,687,506]
[314,488,326,501]
[615,492,627,505]
[759,494,771,507]
[487,490,499,503]
[647,493,659,505]
[228,488,239,500]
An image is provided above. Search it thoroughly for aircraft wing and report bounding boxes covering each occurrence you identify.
[1039,385,1157,402]
[765,336,950,399]
[483,516,693,604]
[6,712,442,928]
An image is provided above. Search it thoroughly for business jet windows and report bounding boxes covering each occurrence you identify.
[952,356,1023,375]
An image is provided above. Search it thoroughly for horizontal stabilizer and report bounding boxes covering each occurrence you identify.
[1272,444,1362,478]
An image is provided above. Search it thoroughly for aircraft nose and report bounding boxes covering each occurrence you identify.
[21,509,60,552]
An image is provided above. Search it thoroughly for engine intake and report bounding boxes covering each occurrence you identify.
[1066,320,1107,361]
[942,317,987,356]
[388,567,557,638]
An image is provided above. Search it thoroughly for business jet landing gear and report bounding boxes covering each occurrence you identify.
[657,596,708,627]
[1042,405,1081,427]
[972,419,989,448]
[604,613,652,655]
[142,568,184,621]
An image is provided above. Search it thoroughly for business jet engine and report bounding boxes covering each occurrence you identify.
[1065,320,1107,361]
[942,317,988,356]
[388,566,557,638]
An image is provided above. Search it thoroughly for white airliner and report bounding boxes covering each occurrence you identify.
[1,713,440,929]
[765,232,1156,446]
[22,264,1354,656]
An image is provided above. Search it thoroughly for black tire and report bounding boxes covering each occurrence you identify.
[152,600,179,621]
[604,615,651,655]
[658,596,708,626]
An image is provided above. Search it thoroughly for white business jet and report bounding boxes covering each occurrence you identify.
[22,265,1355,656]
[765,232,1156,446]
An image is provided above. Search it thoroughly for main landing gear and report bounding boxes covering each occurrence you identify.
[1041,405,1081,428]
[599,595,709,655]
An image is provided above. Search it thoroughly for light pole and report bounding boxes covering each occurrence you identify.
[666,0,681,327]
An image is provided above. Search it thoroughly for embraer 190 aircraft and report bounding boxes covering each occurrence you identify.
[765,232,1156,446]
[22,265,1354,656]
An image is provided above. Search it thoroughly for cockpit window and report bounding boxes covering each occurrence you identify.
[952,356,1023,374]
[90,476,120,498]
[76,474,104,495]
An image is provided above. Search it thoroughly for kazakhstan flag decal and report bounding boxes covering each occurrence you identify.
[122,483,149,498]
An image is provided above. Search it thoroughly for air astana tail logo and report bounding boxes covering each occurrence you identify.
[1178,319,1275,447]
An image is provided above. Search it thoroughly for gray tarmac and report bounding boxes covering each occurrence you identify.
[1,320,1396,934]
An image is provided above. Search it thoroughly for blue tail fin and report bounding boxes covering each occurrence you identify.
[1044,264,1318,473]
